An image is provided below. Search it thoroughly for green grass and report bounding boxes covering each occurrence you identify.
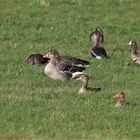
[0,0,140,139]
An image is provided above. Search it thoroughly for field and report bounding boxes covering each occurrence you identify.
[0,0,140,139]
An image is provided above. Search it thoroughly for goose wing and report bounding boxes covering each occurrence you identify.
[59,63,85,73]
[60,55,90,67]
[91,47,109,58]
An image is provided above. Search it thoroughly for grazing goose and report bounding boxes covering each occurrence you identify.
[128,41,140,64]
[27,54,49,65]
[76,74,101,94]
[43,50,88,80]
[90,27,104,46]
[90,27,109,59]
[113,92,137,107]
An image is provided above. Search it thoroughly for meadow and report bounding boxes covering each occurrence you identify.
[0,0,140,139]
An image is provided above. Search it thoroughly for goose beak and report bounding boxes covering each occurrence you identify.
[113,93,120,98]
[128,41,132,46]
[43,53,49,58]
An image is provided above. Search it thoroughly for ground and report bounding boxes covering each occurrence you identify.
[0,0,140,139]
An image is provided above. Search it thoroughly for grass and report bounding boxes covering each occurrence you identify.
[0,0,140,139]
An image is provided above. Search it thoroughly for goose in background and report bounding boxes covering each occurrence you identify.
[113,92,137,107]
[128,40,140,64]
[90,27,109,59]
[113,92,125,107]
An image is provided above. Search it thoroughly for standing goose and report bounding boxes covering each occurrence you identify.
[76,74,101,94]
[128,41,140,64]
[43,50,89,80]
[90,27,109,59]
[27,54,49,65]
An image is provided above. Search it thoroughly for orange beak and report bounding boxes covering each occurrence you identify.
[113,93,120,98]
[43,53,49,58]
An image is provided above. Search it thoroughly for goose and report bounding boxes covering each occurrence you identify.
[27,54,49,65]
[113,92,137,107]
[113,92,125,107]
[76,74,101,94]
[90,27,109,59]
[43,50,89,80]
[128,41,140,64]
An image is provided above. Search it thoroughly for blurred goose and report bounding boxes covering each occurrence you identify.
[90,27,104,46]
[128,41,140,64]
[76,74,101,94]
[43,50,89,80]
[113,92,125,107]
[27,54,49,65]
[90,27,109,59]
[113,92,137,107]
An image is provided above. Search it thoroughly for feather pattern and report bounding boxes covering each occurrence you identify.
[60,55,90,67]
[91,46,109,59]
[43,50,88,80]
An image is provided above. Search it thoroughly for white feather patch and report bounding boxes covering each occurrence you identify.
[96,56,102,59]
[128,41,132,45]
[91,50,102,60]
[134,60,140,65]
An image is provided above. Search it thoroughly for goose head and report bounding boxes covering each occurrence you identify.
[76,74,89,82]
[43,50,60,59]
[128,41,137,50]
[113,92,125,104]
